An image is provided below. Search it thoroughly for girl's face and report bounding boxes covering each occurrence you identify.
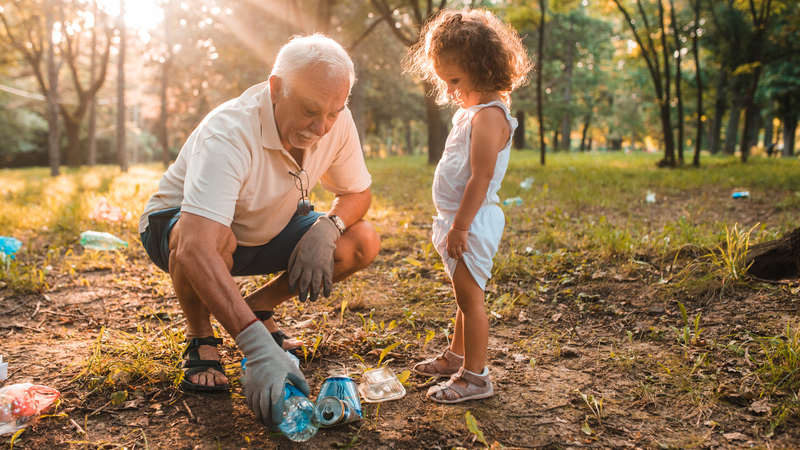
[433,60,482,108]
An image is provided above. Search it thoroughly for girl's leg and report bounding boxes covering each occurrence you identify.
[451,262,488,375]
[450,307,465,357]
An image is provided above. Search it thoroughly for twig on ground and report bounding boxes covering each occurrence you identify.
[0,298,33,315]
[183,400,196,422]
[29,301,40,319]
[69,418,86,434]
[88,400,112,417]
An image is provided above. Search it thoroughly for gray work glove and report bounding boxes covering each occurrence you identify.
[235,321,310,431]
[287,216,340,302]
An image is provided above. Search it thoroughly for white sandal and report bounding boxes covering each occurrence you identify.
[412,348,464,377]
[427,367,493,403]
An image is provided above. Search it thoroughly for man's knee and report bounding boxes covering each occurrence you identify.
[345,220,380,266]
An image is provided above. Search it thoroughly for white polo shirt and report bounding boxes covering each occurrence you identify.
[139,81,372,246]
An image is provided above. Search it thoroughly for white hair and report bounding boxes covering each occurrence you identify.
[270,33,356,96]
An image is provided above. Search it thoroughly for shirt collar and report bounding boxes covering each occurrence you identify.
[259,83,285,151]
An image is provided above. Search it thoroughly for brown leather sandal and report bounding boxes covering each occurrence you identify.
[426,367,494,403]
[412,348,464,377]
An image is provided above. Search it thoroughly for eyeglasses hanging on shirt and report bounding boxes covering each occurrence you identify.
[289,169,313,216]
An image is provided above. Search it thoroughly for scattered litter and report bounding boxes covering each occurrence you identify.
[732,191,750,199]
[646,191,656,203]
[89,197,130,223]
[0,383,61,436]
[359,366,406,403]
[520,177,534,189]
[503,197,523,206]
[79,231,129,251]
[0,236,22,264]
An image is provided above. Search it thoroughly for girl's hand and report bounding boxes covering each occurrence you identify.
[446,227,469,259]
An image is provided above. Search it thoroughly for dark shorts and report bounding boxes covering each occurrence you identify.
[140,207,324,276]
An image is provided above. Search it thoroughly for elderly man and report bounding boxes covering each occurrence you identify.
[138,34,380,430]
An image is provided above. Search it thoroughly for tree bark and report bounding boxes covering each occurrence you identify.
[560,19,574,153]
[424,81,446,164]
[690,0,702,167]
[117,0,128,172]
[579,115,591,152]
[669,0,684,165]
[87,1,98,167]
[708,70,727,155]
[46,1,60,176]
[724,95,742,155]
[513,110,525,149]
[538,0,546,165]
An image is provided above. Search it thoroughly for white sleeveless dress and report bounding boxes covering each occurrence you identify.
[431,101,517,289]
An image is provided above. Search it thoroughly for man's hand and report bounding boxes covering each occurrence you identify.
[235,321,310,431]
[287,216,341,302]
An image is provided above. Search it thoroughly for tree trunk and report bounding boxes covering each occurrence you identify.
[579,115,591,152]
[691,0,702,167]
[424,81,446,164]
[560,20,574,153]
[350,53,367,155]
[553,126,559,152]
[658,0,675,167]
[513,110,525,149]
[670,0,684,165]
[87,0,98,167]
[784,112,798,157]
[708,70,727,155]
[117,0,128,172]
[537,0,546,166]
[404,120,413,155]
[46,1,60,176]
[763,109,774,148]
[159,0,173,167]
[63,116,84,167]
[723,97,742,155]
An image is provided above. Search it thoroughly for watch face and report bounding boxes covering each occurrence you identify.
[330,215,345,233]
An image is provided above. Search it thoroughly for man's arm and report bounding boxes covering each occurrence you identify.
[327,187,372,229]
[170,211,254,338]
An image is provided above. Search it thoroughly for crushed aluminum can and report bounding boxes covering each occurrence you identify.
[314,376,362,427]
[314,396,361,426]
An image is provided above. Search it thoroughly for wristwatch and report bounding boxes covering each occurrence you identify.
[327,215,346,235]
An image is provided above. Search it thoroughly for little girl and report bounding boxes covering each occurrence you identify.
[403,8,531,403]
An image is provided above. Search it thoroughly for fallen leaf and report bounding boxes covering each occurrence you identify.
[749,398,772,414]
[552,312,562,322]
[723,432,748,441]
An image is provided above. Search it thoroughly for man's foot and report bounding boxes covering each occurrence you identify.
[180,337,229,392]
[254,311,304,352]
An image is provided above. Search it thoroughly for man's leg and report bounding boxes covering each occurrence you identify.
[169,218,236,388]
[244,219,380,313]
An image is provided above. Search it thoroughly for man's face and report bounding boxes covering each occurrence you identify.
[270,68,350,151]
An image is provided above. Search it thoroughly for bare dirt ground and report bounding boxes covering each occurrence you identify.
[2,187,799,450]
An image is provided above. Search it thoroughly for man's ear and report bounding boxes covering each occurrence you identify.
[269,75,282,103]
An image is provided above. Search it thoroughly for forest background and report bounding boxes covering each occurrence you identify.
[0,0,798,172]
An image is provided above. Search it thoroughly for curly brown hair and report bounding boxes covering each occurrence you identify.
[403,8,532,107]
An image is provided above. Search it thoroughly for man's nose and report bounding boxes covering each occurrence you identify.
[310,117,326,136]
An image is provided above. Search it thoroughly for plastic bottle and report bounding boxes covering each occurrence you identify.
[0,236,22,262]
[240,357,319,442]
[0,383,60,436]
[79,231,128,251]
[279,383,319,442]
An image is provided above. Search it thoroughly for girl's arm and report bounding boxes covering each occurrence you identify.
[446,106,510,260]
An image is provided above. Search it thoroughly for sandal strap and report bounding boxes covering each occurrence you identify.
[271,329,288,348]
[253,310,275,321]
[182,336,223,358]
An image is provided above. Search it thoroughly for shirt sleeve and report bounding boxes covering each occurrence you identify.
[182,133,250,227]
[319,109,372,195]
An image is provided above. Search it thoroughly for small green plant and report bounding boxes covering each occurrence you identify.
[575,389,604,426]
[465,411,489,447]
[670,302,704,347]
